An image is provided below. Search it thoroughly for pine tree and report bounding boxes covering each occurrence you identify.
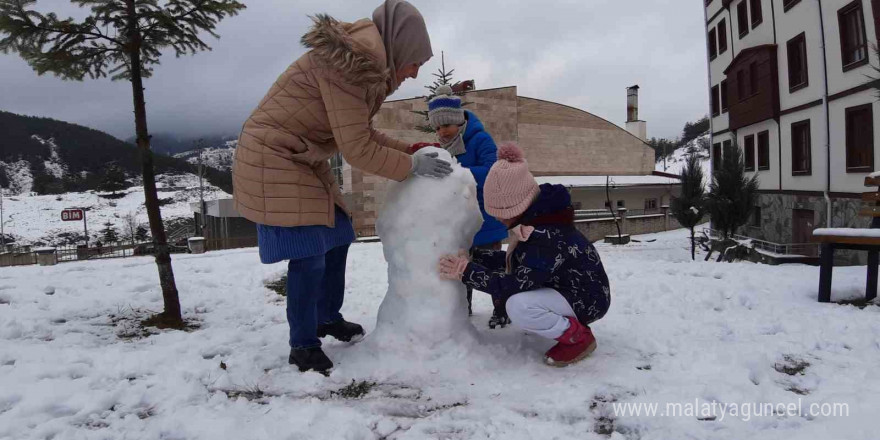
[706,141,760,239]
[670,154,706,260]
[135,224,150,242]
[0,0,246,328]
[101,221,119,244]
[410,51,470,133]
[101,164,128,195]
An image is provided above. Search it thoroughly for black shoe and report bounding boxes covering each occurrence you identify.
[289,347,333,374]
[488,312,511,329]
[316,319,365,342]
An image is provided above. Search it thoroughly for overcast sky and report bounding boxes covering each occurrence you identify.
[0,0,710,142]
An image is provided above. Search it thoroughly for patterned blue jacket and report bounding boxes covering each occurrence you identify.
[462,184,611,325]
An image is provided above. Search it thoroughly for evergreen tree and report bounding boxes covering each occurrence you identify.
[706,141,760,239]
[0,0,245,328]
[135,224,150,242]
[410,52,470,133]
[671,154,706,260]
[100,164,128,195]
[101,221,119,244]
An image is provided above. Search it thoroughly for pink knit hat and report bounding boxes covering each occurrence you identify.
[484,143,540,220]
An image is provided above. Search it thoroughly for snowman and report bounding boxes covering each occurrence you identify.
[368,147,483,355]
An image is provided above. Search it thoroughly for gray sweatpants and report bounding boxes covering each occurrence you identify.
[505,288,575,340]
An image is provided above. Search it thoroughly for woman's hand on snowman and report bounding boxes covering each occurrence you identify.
[438,252,470,280]
[410,152,453,178]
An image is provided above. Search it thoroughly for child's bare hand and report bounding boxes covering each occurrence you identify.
[438,254,469,280]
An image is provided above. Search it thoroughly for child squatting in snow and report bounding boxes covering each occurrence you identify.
[437,143,612,366]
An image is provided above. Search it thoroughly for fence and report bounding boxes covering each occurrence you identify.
[204,236,258,252]
[703,228,819,257]
[0,246,37,267]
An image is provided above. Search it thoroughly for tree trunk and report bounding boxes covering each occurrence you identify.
[126,0,182,327]
[690,228,695,261]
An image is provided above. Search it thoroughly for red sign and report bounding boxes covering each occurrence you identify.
[61,209,84,221]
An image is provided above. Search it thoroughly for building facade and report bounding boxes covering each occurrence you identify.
[339,86,667,237]
[704,0,880,261]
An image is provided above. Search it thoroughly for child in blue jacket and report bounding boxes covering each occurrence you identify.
[417,85,509,327]
[438,143,611,366]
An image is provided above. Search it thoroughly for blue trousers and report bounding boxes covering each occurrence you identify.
[286,244,349,349]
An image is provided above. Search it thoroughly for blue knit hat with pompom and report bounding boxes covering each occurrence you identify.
[427,85,465,129]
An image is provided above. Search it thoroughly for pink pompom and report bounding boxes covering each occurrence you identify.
[497,142,525,163]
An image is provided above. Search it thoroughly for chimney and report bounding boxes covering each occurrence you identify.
[625,85,647,142]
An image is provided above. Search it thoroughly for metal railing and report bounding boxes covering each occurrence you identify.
[703,228,819,257]
[575,208,664,221]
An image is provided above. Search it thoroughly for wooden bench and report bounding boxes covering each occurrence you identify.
[814,175,880,302]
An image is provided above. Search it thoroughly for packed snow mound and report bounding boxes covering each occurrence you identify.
[370,147,483,354]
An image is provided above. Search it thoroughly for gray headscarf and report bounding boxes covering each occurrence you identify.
[372,0,433,94]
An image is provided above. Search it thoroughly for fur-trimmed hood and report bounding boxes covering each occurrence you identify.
[301,14,392,94]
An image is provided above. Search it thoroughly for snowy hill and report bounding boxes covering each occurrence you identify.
[0,228,875,438]
[655,133,711,179]
[173,140,237,172]
[1,173,229,247]
[0,110,232,196]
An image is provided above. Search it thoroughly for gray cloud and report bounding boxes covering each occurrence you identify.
[0,0,709,141]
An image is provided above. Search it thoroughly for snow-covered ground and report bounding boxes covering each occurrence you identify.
[1,174,228,246]
[1,228,877,439]
[655,134,711,179]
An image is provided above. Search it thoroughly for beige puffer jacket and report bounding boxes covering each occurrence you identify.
[233,15,413,227]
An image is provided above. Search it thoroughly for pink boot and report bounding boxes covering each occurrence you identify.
[544,317,596,367]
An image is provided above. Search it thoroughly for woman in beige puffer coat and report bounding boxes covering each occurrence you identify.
[233,0,450,373]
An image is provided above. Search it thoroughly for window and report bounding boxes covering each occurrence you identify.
[706,0,713,5]
[617,200,626,208]
[787,33,809,92]
[838,1,868,70]
[845,104,874,172]
[744,134,756,171]
[749,0,763,28]
[749,62,758,96]
[713,142,722,171]
[720,79,729,112]
[645,199,658,210]
[737,70,746,101]
[757,130,770,170]
[752,206,762,227]
[709,27,718,60]
[718,19,728,54]
[791,120,812,175]
[783,0,801,12]
[737,1,750,38]
[711,85,720,116]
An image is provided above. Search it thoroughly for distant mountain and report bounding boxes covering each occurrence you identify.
[127,132,237,156]
[0,111,232,195]
[174,140,236,172]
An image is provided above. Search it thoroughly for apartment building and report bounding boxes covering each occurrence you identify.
[704,0,879,259]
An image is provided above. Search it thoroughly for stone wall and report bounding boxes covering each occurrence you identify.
[517,97,655,176]
[749,192,868,264]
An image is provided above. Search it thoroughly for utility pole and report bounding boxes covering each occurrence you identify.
[0,187,5,251]
[197,139,206,236]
